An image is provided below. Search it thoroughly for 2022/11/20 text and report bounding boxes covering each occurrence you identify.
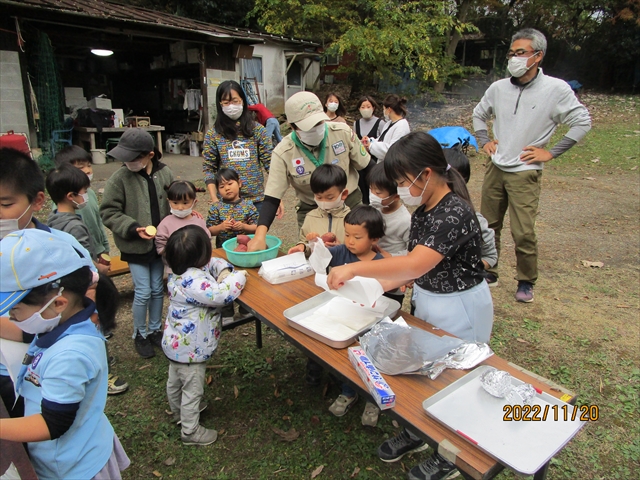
[503,404,599,422]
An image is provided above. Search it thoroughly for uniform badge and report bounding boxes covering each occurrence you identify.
[292,158,305,168]
[331,159,339,164]
[295,165,305,175]
[331,141,346,156]
[360,144,367,156]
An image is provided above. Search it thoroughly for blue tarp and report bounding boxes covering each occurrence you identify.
[428,126,479,152]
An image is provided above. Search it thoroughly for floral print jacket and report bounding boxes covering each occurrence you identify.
[162,258,246,363]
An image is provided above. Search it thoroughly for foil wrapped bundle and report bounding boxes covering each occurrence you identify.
[421,342,494,379]
[480,367,537,405]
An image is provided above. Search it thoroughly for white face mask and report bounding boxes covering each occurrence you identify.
[383,109,390,122]
[360,108,373,119]
[171,201,195,219]
[87,173,94,181]
[315,190,345,211]
[327,102,339,113]
[73,192,89,210]
[369,191,392,209]
[296,123,326,147]
[222,104,243,120]
[0,204,33,239]
[507,53,538,78]
[126,158,147,172]
[398,170,429,206]
[11,289,64,334]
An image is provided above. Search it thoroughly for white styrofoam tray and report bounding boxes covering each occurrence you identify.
[422,365,585,475]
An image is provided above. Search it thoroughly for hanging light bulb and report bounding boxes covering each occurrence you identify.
[91,49,113,57]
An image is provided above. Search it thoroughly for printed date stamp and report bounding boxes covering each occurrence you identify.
[503,404,599,421]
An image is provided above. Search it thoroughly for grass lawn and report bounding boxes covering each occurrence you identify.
[52,93,639,479]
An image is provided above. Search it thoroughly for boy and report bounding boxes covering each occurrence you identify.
[287,164,351,256]
[444,147,498,285]
[54,145,111,263]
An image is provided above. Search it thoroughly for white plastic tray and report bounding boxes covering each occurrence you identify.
[283,291,400,348]
[422,365,585,475]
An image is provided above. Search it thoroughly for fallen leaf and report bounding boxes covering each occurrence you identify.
[392,420,400,428]
[234,385,239,399]
[631,166,638,171]
[584,177,596,180]
[242,332,249,336]
[286,398,293,406]
[516,338,528,343]
[591,158,600,163]
[366,467,373,471]
[272,427,300,442]
[282,415,291,421]
[581,260,604,268]
[350,467,360,477]
[616,304,631,308]
[218,428,225,435]
[274,386,280,398]
[115,411,127,417]
[322,383,329,397]
[311,465,324,478]
[266,357,273,365]
[152,471,162,478]
[138,364,152,370]
[206,375,213,385]
[163,457,176,466]
[214,397,222,401]
[311,415,320,425]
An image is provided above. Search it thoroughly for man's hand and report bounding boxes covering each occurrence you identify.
[327,264,355,290]
[247,227,267,252]
[287,244,305,255]
[276,201,285,220]
[521,146,553,164]
[483,140,498,156]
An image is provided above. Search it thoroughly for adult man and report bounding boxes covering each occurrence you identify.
[473,28,591,303]
[248,91,370,251]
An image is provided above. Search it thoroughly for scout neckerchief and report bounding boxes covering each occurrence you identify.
[291,124,327,168]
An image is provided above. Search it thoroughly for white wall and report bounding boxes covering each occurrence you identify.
[0,51,30,143]
[251,44,286,114]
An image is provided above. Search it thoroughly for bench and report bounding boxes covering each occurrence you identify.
[107,256,130,277]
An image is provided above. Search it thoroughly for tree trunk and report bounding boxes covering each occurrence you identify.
[435,0,473,93]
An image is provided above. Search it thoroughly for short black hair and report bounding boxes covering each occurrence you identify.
[164,225,212,275]
[54,145,92,167]
[367,162,397,195]
[0,148,45,202]
[443,146,471,183]
[215,168,240,188]
[166,180,197,202]
[46,163,91,204]
[310,164,347,194]
[345,205,385,240]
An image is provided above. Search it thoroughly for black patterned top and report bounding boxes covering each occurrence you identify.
[409,192,484,293]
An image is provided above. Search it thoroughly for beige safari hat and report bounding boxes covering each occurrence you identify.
[284,91,330,131]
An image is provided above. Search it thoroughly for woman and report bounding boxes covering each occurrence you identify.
[202,80,273,213]
[362,94,411,162]
[327,131,493,479]
[323,92,348,124]
[353,96,386,204]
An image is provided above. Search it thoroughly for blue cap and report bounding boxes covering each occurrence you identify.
[0,230,93,316]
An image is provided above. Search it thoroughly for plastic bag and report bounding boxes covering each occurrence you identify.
[258,252,313,285]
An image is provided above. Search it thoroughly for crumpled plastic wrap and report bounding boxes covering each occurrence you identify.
[359,318,483,376]
[480,366,537,405]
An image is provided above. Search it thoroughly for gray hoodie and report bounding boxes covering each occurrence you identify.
[473,69,591,173]
[47,211,97,260]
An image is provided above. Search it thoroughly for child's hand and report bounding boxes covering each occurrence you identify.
[361,136,371,148]
[217,268,232,282]
[220,219,234,231]
[191,211,204,220]
[305,232,320,241]
[324,239,340,247]
[482,260,491,270]
[231,222,245,232]
[288,244,305,254]
[136,227,155,240]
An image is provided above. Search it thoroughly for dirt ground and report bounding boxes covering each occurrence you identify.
[89,92,639,479]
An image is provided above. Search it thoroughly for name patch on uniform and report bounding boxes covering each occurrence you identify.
[331,141,346,156]
[331,158,339,164]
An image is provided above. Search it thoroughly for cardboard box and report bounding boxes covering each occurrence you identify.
[88,97,112,110]
[348,347,396,410]
[126,116,151,128]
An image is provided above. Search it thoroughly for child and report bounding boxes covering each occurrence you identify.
[0,229,130,480]
[46,164,106,273]
[101,128,174,359]
[323,206,386,425]
[162,225,246,445]
[327,131,493,480]
[54,145,111,264]
[444,146,498,285]
[287,164,350,256]
[156,180,211,263]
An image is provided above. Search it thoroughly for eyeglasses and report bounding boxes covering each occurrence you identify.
[220,99,243,107]
[506,49,539,60]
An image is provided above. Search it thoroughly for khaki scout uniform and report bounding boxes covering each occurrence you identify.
[297,204,351,244]
[264,122,370,205]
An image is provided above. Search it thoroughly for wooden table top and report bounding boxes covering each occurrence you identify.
[212,249,572,480]
[0,400,38,480]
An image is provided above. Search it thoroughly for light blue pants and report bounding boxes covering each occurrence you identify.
[412,281,494,343]
[265,117,282,146]
[129,257,165,339]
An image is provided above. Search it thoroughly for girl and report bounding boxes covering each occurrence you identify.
[323,92,348,124]
[206,168,259,249]
[327,131,493,480]
[353,95,386,204]
[0,229,129,480]
[362,94,411,163]
[162,225,246,445]
[202,80,273,213]
[101,128,174,359]
[155,180,211,261]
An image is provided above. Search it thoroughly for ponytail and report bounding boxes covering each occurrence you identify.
[95,273,119,333]
[444,166,476,212]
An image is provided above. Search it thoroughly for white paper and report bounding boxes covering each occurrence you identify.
[315,273,384,308]
[258,252,313,284]
[308,237,332,273]
[0,462,21,480]
[0,338,29,397]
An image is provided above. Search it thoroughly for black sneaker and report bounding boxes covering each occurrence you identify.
[134,333,155,358]
[485,273,499,288]
[147,330,163,349]
[378,428,429,463]
[407,453,460,480]
[515,281,534,303]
